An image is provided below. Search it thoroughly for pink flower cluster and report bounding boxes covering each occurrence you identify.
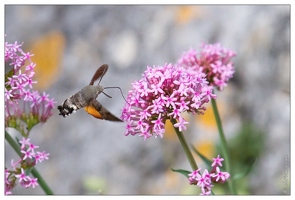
[177,43,236,91]
[5,41,35,99]
[5,41,55,125]
[188,155,230,195]
[5,138,49,195]
[121,63,216,140]
[5,39,54,195]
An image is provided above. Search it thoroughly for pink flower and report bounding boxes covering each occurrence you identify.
[121,63,215,140]
[19,137,31,149]
[4,88,13,100]
[26,177,39,188]
[5,40,56,127]
[5,41,35,101]
[188,155,230,195]
[27,142,39,153]
[188,168,201,179]
[15,168,28,183]
[177,43,236,91]
[174,116,189,132]
[211,167,231,183]
[211,154,224,167]
[21,149,34,160]
[4,137,49,194]
[195,169,211,188]
[35,151,50,163]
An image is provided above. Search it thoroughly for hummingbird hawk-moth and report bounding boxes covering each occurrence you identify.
[57,64,122,122]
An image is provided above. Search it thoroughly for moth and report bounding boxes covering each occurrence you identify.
[57,64,122,122]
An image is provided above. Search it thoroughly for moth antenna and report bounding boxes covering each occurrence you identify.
[104,86,128,103]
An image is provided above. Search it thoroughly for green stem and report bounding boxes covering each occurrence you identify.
[211,97,237,194]
[30,168,53,195]
[5,131,22,157]
[5,131,54,195]
[170,118,198,171]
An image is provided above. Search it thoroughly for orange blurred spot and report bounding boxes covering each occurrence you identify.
[175,6,203,25]
[164,168,179,189]
[30,31,65,90]
[164,119,177,140]
[164,113,190,141]
[192,141,215,163]
[195,102,224,131]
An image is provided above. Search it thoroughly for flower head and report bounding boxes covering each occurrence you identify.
[5,41,35,101]
[177,43,236,91]
[121,63,215,140]
[5,40,56,134]
[188,155,230,195]
[5,137,49,194]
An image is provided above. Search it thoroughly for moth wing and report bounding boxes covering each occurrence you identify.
[84,99,122,122]
[89,64,109,85]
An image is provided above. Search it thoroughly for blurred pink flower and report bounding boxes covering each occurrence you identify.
[177,43,236,91]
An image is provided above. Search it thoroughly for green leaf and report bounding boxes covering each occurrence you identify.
[171,167,191,178]
[191,145,212,167]
[233,158,256,180]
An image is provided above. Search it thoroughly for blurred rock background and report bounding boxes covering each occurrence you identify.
[5,5,290,195]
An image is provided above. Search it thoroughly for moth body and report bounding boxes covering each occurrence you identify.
[57,64,122,122]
